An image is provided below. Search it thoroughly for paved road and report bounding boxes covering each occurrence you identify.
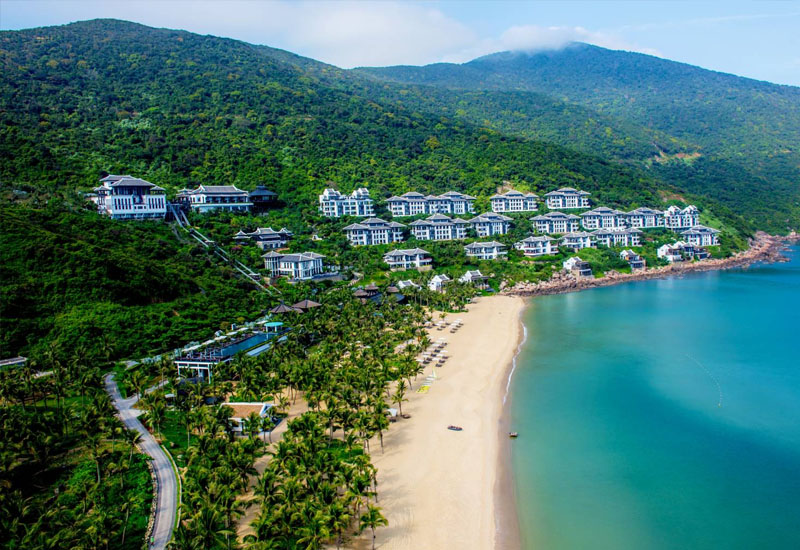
[104,374,177,550]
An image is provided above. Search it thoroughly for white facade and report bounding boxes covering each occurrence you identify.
[459,270,488,287]
[490,190,539,213]
[177,185,253,213]
[318,188,374,218]
[469,213,512,237]
[515,236,555,257]
[544,187,591,209]
[263,251,327,280]
[464,241,507,260]
[234,227,292,250]
[428,274,452,292]
[560,232,596,250]
[563,257,593,276]
[396,279,421,291]
[532,212,581,234]
[620,249,646,270]
[383,248,432,270]
[580,207,628,230]
[663,205,700,229]
[681,225,720,246]
[592,227,642,247]
[386,191,476,217]
[626,207,665,229]
[343,218,405,246]
[409,214,470,241]
[93,175,167,220]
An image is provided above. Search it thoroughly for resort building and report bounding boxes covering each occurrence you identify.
[592,227,642,247]
[532,212,581,234]
[560,232,596,250]
[383,248,433,270]
[343,218,406,246]
[544,187,591,209]
[386,191,476,217]
[318,188,375,218]
[681,225,720,246]
[92,175,167,220]
[464,241,508,260]
[580,207,628,230]
[459,270,489,289]
[620,249,646,270]
[663,205,700,229]
[515,236,555,257]
[249,186,278,211]
[396,280,421,291]
[175,329,279,380]
[563,257,593,277]
[234,227,293,250]
[262,251,329,281]
[428,274,452,292]
[222,402,276,435]
[658,243,687,263]
[490,190,539,213]
[626,207,665,229]
[409,214,470,241]
[469,213,512,237]
[176,185,253,213]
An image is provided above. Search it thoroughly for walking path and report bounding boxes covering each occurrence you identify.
[104,374,178,550]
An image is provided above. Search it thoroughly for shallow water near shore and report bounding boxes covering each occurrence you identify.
[509,245,800,549]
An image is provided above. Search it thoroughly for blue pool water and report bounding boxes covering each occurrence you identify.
[510,245,800,549]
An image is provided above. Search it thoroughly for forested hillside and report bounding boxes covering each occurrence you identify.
[359,43,800,231]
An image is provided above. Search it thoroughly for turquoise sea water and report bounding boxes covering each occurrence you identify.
[510,245,800,549]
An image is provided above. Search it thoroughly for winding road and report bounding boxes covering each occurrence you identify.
[104,374,178,550]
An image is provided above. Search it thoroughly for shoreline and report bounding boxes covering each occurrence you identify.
[503,231,799,298]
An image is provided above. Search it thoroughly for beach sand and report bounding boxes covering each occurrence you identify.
[354,294,525,550]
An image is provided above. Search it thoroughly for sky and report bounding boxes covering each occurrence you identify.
[2,1,799,86]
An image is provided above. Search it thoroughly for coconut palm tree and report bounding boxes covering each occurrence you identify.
[359,505,388,550]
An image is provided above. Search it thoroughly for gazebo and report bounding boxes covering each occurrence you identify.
[269,302,300,314]
[292,299,322,312]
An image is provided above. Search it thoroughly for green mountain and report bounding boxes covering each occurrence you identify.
[358,43,800,230]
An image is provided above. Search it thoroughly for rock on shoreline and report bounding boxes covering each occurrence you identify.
[504,232,799,298]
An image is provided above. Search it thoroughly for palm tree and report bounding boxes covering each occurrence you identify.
[392,380,407,417]
[359,505,388,550]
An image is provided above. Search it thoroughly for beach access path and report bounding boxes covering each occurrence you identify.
[354,295,525,550]
[104,373,177,550]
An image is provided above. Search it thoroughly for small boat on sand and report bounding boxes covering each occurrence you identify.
[508,432,519,438]
[447,425,463,431]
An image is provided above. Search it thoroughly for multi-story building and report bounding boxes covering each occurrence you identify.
[249,186,278,211]
[544,187,591,209]
[620,249,646,270]
[233,227,293,250]
[464,241,508,260]
[383,248,432,270]
[262,251,329,281]
[469,213,512,237]
[626,207,665,229]
[92,175,167,220]
[318,188,374,218]
[459,270,489,288]
[428,274,452,292]
[663,205,700,229]
[580,207,628,230]
[515,236,555,257]
[409,214,470,241]
[532,212,581,234]
[560,232,596,250]
[386,191,476,217]
[177,185,253,213]
[681,225,720,246]
[490,190,539,213]
[342,218,406,246]
[592,227,642,247]
[563,257,593,277]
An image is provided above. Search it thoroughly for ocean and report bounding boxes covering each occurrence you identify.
[509,245,800,549]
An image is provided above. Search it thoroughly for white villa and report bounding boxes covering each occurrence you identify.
[459,270,489,288]
[563,257,593,277]
[532,212,581,234]
[620,249,646,270]
[409,214,470,241]
[544,187,591,209]
[469,212,512,237]
[490,190,539,213]
[560,232,596,250]
[263,251,328,281]
[592,227,642,247]
[663,205,700,229]
[177,185,253,212]
[234,227,292,250]
[681,225,720,246]
[396,280,421,291]
[428,274,452,292]
[92,175,167,220]
[464,241,507,260]
[343,218,406,246]
[383,248,432,270]
[515,236,555,257]
[658,242,692,262]
[318,188,375,218]
[386,191,476,217]
[223,402,275,435]
[580,207,628,230]
[626,207,665,229]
